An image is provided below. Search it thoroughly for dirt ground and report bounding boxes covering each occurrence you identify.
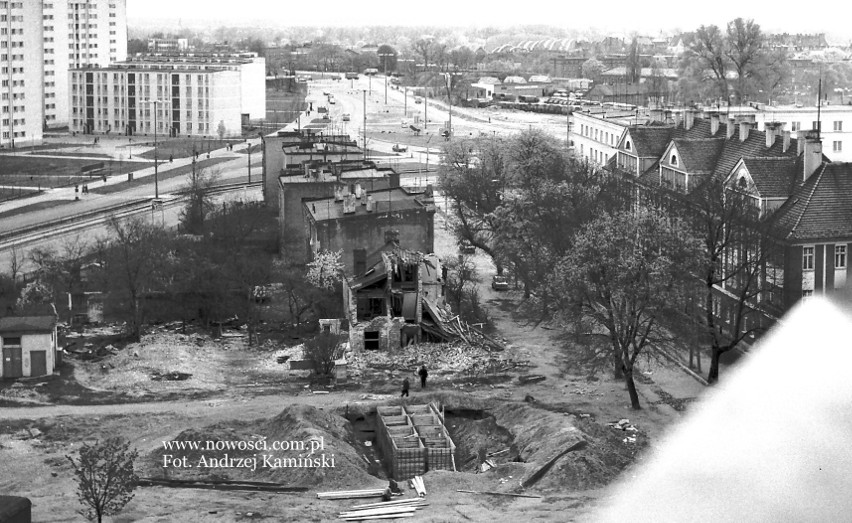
[0,207,712,522]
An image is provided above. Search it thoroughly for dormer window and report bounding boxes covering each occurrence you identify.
[670,154,678,166]
[738,176,748,189]
[625,140,631,151]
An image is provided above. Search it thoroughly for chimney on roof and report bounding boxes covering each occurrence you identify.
[303,161,311,178]
[366,194,374,212]
[782,130,791,153]
[355,183,362,199]
[674,111,682,128]
[739,121,755,142]
[727,118,736,139]
[797,130,806,155]
[709,112,720,135]
[343,193,357,214]
[361,190,368,205]
[649,107,664,122]
[664,109,673,124]
[802,129,823,182]
[765,121,783,148]
[334,186,344,201]
[684,109,696,131]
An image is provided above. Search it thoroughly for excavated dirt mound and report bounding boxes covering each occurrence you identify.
[491,403,647,491]
[442,401,647,492]
[143,405,382,490]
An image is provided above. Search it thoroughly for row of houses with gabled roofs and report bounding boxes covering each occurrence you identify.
[605,110,852,345]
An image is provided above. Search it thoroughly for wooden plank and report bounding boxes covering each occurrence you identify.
[341,514,414,521]
[456,489,542,499]
[350,499,426,509]
[339,507,418,517]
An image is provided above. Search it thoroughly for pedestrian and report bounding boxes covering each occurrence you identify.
[418,366,428,389]
[401,377,410,397]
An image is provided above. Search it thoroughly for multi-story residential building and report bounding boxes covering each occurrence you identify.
[570,110,635,166]
[721,104,852,162]
[68,52,265,137]
[147,37,188,53]
[1,0,126,147]
[613,111,852,347]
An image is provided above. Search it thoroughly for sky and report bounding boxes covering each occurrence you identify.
[128,0,852,40]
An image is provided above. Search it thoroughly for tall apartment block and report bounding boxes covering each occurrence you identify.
[1,0,126,148]
[68,53,266,137]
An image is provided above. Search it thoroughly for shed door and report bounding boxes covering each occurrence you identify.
[2,347,23,378]
[30,350,47,377]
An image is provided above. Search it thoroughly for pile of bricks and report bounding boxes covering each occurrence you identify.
[375,403,456,479]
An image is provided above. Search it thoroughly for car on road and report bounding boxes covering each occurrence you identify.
[342,113,351,121]
[392,144,408,153]
[491,275,510,291]
[415,97,423,104]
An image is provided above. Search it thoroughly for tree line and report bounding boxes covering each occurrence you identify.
[440,129,773,408]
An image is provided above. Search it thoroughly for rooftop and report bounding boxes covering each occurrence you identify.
[0,316,57,333]
[774,163,852,242]
[305,187,430,222]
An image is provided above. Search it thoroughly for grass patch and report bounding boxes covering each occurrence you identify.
[133,138,243,161]
[0,200,72,220]
[28,151,113,159]
[0,155,151,186]
[89,157,232,195]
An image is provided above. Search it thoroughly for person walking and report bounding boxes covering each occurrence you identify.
[418,365,428,389]
[401,377,410,397]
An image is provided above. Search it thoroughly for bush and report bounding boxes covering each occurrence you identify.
[303,332,342,381]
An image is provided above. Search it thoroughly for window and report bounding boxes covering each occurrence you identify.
[670,154,678,167]
[834,121,843,131]
[834,141,842,153]
[791,121,801,132]
[802,289,813,300]
[2,336,21,346]
[812,121,821,132]
[836,245,847,269]
[625,140,631,150]
[803,246,814,270]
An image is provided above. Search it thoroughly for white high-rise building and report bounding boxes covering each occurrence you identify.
[1,0,126,148]
[69,53,266,137]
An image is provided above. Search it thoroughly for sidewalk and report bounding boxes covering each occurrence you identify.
[0,137,257,222]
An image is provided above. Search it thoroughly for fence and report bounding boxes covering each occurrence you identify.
[375,402,456,479]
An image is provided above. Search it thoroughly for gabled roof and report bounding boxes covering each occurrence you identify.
[623,127,676,158]
[0,316,56,333]
[736,157,801,199]
[670,138,725,173]
[772,163,852,242]
[710,128,800,184]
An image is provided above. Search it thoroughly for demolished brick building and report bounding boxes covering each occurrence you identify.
[343,249,448,352]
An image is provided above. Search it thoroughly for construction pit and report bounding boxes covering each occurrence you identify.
[123,395,648,521]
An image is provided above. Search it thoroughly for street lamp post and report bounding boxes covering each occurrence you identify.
[146,99,163,199]
[128,138,133,159]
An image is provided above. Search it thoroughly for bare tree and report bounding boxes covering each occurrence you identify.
[66,437,139,523]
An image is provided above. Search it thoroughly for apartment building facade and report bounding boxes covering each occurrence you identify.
[570,110,633,166]
[723,104,852,162]
[68,53,264,137]
[1,0,126,147]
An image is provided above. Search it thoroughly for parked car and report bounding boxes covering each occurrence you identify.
[342,113,351,121]
[491,275,510,291]
[415,97,423,104]
[392,144,408,152]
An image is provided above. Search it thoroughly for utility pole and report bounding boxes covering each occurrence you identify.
[363,89,367,159]
[404,87,407,117]
[151,99,160,199]
[247,140,251,183]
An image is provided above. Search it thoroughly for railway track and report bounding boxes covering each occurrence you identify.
[0,181,262,251]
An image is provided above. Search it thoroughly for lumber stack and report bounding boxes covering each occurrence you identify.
[339,498,427,520]
[408,475,426,497]
[317,488,389,500]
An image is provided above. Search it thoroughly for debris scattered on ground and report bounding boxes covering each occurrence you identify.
[607,419,638,432]
[348,341,528,378]
[317,488,387,500]
[456,489,542,499]
[518,374,547,385]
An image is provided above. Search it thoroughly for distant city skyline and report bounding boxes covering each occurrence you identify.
[128,0,852,41]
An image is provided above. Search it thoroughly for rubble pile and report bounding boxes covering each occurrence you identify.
[347,341,528,377]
